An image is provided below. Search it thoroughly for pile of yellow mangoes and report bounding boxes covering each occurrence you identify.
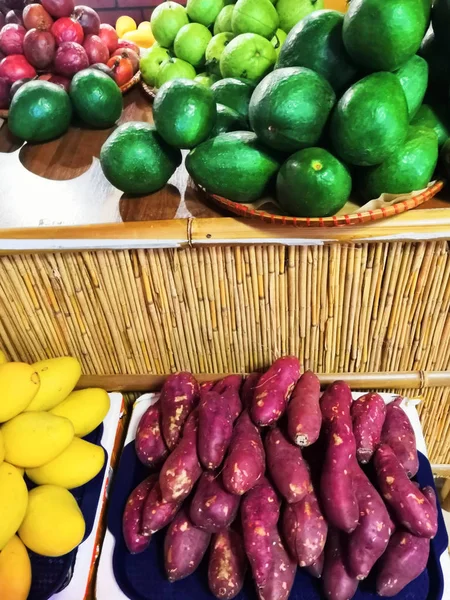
[0,352,110,600]
[116,15,156,48]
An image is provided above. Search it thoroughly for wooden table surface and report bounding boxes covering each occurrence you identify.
[0,85,448,231]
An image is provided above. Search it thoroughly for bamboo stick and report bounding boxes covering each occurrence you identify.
[76,371,450,392]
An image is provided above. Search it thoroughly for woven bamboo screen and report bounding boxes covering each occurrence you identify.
[0,240,449,462]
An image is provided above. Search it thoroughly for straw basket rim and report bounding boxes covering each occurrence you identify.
[204,179,445,228]
[141,81,157,100]
[0,71,141,120]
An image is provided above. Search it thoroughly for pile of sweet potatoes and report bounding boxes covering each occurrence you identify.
[122,362,438,600]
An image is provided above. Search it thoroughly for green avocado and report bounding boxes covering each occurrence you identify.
[70,69,123,129]
[210,104,249,137]
[277,147,352,217]
[276,9,358,95]
[211,77,254,121]
[100,122,182,195]
[411,102,450,147]
[249,66,336,152]
[355,125,438,201]
[330,72,409,166]
[153,78,217,149]
[343,0,428,72]
[185,130,282,202]
[9,81,72,143]
[394,55,428,119]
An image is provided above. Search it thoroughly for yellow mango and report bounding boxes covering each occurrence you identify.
[27,437,105,489]
[0,350,7,364]
[123,28,155,48]
[138,20,152,32]
[25,357,81,412]
[116,15,136,38]
[0,535,31,600]
[0,430,4,465]
[15,466,24,477]
[2,412,74,468]
[0,362,40,422]
[19,485,85,557]
[50,388,110,437]
[0,463,28,550]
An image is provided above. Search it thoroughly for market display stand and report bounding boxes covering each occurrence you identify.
[0,89,450,472]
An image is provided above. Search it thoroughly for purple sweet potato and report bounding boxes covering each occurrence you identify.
[164,508,211,582]
[141,481,180,536]
[282,488,328,567]
[421,485,438,518]
[287,371,322,447]
[265,427,311,504]
[251,357,301,427]
[198,390,233,470]
[322,529,359,600]
[241,373,261,409]
[256,529,297,600]
[122,474,157,554]
[241,478,281,586]
[380,397,418,478]
[213,375,243,421]
[200,381,216,392]
[347,464,392,580]
[161,372,199,450]
[306,552,325,578]
[134,402,168,469]
[160,410,202,503]
[321,380,353,429]
[222,410,265,495]
[320,420,359,533]
[374,445,437,538]
[190,472,240,532]
[208,529,247,599]
[376,530,430,597]
[351,392,386,464]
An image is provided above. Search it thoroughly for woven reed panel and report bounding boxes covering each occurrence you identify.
[0,241,449,461]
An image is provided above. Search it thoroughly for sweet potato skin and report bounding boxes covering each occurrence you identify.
[164,508,211,582]
[348,464,392,579]
[374,444,437,538]
[321,381,353,428]
[123,474,157,554]
[141,481,180,536]
[282,487,328,567]
[306,552,325,578]
[376,530,430,597]
[198,390,233,470]
[251,356,301,427]
[161,372,199,450]
[381,397,418,477]
[222,411,265,495]
[287,371,322,447]
[351,392,386,464]
[159,410,202,503]
[134,402,168,469]
[322,529,359,600]
[208,529,247,600]
[190,472,240,533]
[265,427,311,504]
[320,420,359,533]
[241,373,261,409]
[213,375,243,421]
[256,529,297,600]
[241,478,280,587]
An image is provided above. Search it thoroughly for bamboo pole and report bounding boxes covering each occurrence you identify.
[76,370,450,392]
